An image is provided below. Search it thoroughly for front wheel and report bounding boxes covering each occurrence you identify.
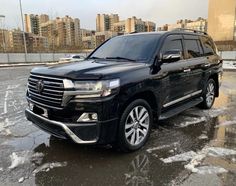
[117,99,153,152]
[198,79,216,109]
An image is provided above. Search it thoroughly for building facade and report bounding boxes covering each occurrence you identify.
[208,0,236,44]
[158,18,207,32]
[40,16,81,50]
[96,14,119,32]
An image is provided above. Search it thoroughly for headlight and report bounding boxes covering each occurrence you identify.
[73,79,120,98]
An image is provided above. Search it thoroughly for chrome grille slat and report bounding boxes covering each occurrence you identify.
[27,74,65,108]
[28,84,63,94]
[29,81,64,90]
[28,90,62,101]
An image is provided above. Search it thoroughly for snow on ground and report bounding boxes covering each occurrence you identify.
[32,162,67,175]
[8,151,44,169]
[146,142,179,153]
[175,117,207,128]
[215,120,236,128]
[161,151,197,163]
[198,134,208,140]
[223,61,236,70]
[161,147,236,174]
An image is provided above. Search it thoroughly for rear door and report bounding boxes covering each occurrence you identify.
[183,35,206,94]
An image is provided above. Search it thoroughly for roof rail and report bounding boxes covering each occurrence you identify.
[173,28,208,35]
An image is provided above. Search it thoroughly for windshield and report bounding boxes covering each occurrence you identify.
[89,34,160,62]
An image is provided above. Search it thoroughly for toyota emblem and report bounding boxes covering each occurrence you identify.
[36,80,44,94]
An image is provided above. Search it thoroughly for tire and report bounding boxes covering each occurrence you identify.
[198,79,216,109]
[117,99,153,152]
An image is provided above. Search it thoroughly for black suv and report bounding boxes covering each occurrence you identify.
[25,29,223,152]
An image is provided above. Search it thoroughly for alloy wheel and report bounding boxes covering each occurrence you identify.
[125,106,150,146]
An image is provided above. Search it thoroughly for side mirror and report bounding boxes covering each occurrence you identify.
[162,50,182,63]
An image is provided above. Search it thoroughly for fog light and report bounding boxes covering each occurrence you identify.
[77,113,98,122]
[29,102,34,111]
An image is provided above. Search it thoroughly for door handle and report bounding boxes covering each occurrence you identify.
[183,68,191,73]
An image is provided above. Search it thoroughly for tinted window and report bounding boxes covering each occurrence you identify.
[185,39,201,58]
[162,37,183,54]
[90,34,161,62]
[200,36,215,56]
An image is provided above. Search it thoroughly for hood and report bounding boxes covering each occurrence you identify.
[31,60,148,80]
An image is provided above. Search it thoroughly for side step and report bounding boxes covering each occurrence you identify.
[159,97,203,120]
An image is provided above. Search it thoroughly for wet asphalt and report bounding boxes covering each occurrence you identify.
[0,66,236,186]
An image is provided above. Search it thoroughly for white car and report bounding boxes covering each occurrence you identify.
[59,55,85,63]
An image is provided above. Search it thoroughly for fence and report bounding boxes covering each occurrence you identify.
[0,53,88,64]
[0,51,236,64]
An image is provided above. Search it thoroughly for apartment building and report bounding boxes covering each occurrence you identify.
[158,18,207,32]
[40,16,81,49]
[96,14,119,32]
[25,14,40,35]
[113,16,156,34]
[185,18,207,32]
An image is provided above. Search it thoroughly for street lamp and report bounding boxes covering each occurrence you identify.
[0,15,6,53]
[19,0,28,58]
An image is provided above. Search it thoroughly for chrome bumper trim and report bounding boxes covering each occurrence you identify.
[26,109,98,144]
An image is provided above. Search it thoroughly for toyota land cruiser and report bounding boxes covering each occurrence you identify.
[25,29,223,152]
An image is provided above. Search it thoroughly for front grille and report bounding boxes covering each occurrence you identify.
[27,73,64,109]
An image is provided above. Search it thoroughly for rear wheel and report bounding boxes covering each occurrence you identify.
[198,79,216,109]
[117,99,153,152]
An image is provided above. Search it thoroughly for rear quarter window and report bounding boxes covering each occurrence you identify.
[200,36,216,56]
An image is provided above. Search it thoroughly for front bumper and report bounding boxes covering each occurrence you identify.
[25,108,118,145]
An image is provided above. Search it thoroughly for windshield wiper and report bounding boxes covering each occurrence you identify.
[106,57,136,62]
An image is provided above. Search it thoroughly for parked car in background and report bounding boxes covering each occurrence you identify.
[26,29,223,152]
[59,55,85,63]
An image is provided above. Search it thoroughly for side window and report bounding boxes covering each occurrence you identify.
[162,35,184,56]
[200,36,215,56]
[185,39,201,58]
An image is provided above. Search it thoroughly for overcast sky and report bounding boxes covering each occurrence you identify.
[1,0,208,30]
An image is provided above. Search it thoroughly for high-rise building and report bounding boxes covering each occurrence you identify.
[25,14,40,35]
[96,14,119,32]
[208,0,236,42]
[25,14,50,35]
[113,16,156,34]
[39,14,49,24]
[40,16,81,49]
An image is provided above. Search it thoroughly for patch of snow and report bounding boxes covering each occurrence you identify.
[162,146,236,174]
[203,108,227,118]
[194,166,228,174]
[9,151,30,169]
[18,177,25,183]
[160,151,197,163]
[207,147,236,157]
[32,162,67,175]
[0,167,3,171]
[215,120,236,128]
[198,134,208,140]
[8,151,44,169]
[223,61,236,70]
[176,117,206,128]
[146,142,179,153]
